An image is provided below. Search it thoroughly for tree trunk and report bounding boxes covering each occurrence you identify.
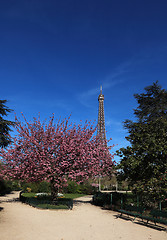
[50,178,59,204]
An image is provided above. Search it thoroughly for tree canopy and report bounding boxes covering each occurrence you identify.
[117,81,167,200]
[0,100,14,148]
[0,114,115,199]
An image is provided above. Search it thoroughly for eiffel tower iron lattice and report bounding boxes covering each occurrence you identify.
[97,86,106,142]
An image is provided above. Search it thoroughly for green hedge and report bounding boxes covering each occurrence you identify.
[20,191,73,210]
[92,191,125,207]
[92,191,167,211]
[63,181,98,195]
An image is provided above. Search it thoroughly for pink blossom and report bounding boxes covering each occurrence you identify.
[0,114,115,193]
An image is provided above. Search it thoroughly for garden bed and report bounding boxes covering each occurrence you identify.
[20,192,86,210]
[20,192,70,209]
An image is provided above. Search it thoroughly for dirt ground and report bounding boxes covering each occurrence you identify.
[0,191,166,240]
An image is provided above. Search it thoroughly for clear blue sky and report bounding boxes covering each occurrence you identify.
[1,1,167,161]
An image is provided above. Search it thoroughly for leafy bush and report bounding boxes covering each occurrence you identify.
[79,182,98,195]
[92,192,111,206]
[21,180,97,195]
[0,180,12,195]
[92,192,135,208]
[38,181,51,193]
[10,181,21,191]
[92,191,167,211]
[21,181,50,193]
[63,181,98,195]
[63,181,78,194]
[134,191,167,210]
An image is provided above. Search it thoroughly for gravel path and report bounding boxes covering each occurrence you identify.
[0,191,166,240]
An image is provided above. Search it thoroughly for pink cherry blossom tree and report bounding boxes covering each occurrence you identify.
[0,114,115,200]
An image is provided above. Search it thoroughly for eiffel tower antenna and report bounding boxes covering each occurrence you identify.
[97,86,106,142]
[100,85,102,93]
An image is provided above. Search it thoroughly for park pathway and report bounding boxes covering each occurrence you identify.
[0,191,166,240]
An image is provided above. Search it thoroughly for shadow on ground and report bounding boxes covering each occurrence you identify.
[0,192,20,203]
[135,220,167,232]
[73,199,92,206]
[0,197,19,203]
[113,213,167,232]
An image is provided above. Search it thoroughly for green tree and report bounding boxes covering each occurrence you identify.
[0,100,14,148]
[117,81,167,201]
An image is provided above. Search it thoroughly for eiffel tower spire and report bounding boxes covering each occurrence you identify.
[97,86,106,142]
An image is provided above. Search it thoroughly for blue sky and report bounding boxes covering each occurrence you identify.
[1,0,167,162]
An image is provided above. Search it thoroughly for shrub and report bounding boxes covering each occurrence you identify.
[0,179,12,195]
[92,192,126,208]
[10,181,21,191]
[92,192,111,206]
[63,181,79,194]
[92,191,167,211]
[0,180,21,195]
[78,182,97,195]
[63,181,98,195]
[21,181,50,193]
[38,181,50,193]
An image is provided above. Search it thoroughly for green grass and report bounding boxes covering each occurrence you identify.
[64,193,85,199]
[21,192,37,198]
[21,192,85,199]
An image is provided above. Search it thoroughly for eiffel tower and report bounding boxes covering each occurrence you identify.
[97,86,106,142]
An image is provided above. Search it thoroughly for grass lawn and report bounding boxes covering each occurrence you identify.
[21,192,37,198]
[21,192,85,199]
[63,193,86,199]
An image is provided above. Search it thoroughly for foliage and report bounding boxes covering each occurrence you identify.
[100,175,117,190]
[0,114,115,200]
[0,100,14,148]
[92,191,125,207]
[21,181,51,193]
[92,191,111,206]
[0,179,12,195]
[92,191,167,211]
[78,182,98,194]
[63,180,98,194]
[0,179,21,195]
[117,81,167,201]
[63,181,79,194]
